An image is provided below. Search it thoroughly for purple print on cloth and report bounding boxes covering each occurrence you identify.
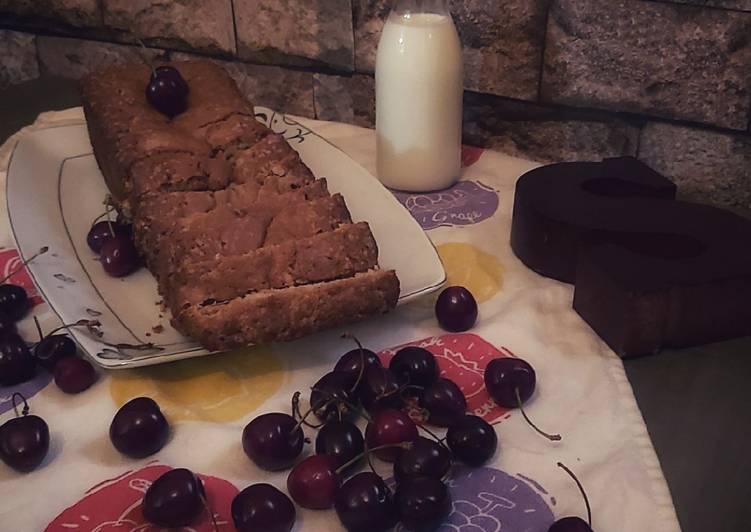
[392,181,499,230]
[394,466,554,532]
[1,371,53,414]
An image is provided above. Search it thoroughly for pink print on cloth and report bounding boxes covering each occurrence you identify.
[379,333,517,423]
[461,145,485,168]
[392,181,499,230]
[45,463,238,531]
[0,248,44,308]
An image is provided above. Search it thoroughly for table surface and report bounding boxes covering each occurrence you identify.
[2,76,749,532]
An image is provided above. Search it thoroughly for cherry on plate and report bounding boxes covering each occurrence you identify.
[395,476,451,531]
[420,377,467,427]
[365,408,418,462]
[86,221,132,254]
[232,483,295,532]
[446,414,497,467]
[287,454,341,510]
[143,468,205,528]
[394,436,452,484]
[54,356,97,394]
[100,234,140,277]
[242,412,303,471]
[109,397,169,458]
[334,472,398,532]
[435,286,478,332]
[315,419,364,471]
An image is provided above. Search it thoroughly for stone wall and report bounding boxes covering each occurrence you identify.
[1,0,750,214]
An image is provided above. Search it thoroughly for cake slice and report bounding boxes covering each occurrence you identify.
[168,222,379,310]
[174,269,399,350]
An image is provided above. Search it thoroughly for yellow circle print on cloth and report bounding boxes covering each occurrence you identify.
[437,242,504,303]
[110,346,283,423]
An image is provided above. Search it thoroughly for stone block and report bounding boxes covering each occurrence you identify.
[463,91,640,163]
[354,0,549,101]
[655,1,751,11]
[0,30,39,89]
[639,122,751,215]
[235,0,354,71]
[172,52,316,118]
[313,73,375,127]
[0,0,100,29]
[102,0,235,54]
[542,0,751,130]
[37,36,164,79]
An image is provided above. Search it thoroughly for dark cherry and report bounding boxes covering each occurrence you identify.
[396,477,451,531]
[549,517,593,532]
[33,334,76,371]
[484,357,535,407]
[359,365,403,414]
[0,334,35,386]
[242,412,303,471]
[146,66,189,118]
[109,397,169,458]
[310,371,357,421]
[315,419,364,471]
[435,286,478,332]
[287,454,341,510]
[446,414,497,467]
[0,395,49,473]
[0,284,28,321]
[143,468,205,528]
[334,472,398,532]
[100,234,140,277]
[394,437,452,484]
[389,346,438,388]
[420,377,467,427]
[232,483,295,532]
[365,408,418,462]
[86,220,132,254]
[334,346,382,376]
[54,356,97,394]
[0,311,17,339]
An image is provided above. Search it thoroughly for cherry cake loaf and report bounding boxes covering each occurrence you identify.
[81,60,399,350]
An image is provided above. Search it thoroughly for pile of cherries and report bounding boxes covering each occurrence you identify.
[87,214,140,278]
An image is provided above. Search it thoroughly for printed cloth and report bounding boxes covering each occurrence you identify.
[0,108,681,532]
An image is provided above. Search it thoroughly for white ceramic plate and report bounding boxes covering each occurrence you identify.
[6,108,445,368]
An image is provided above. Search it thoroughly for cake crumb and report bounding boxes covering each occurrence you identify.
[152,325,164,334]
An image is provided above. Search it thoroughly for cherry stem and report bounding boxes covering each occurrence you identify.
[33,316,44,342]
[311,386,372,423]
[48,319,101,338]
[557,461,592,527]
[335,442,413,475]
[292,391,324,429]
[341,333,367,395]
[11,392,29,418]
[199,490,219,532]
[291,396,334,433]
[516,388,562,442]
[416,423,450,451]
[0,246,49,285]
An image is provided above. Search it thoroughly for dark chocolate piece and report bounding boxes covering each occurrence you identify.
[511,156,751,357]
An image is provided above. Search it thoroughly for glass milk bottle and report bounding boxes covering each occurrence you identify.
[375,0,464,192]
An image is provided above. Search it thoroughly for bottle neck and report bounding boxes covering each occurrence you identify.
[392,0,451,15]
